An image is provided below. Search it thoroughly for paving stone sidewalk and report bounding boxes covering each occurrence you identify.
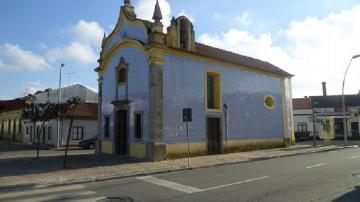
[0,143,344,192]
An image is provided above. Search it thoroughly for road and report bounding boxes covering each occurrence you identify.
[1,147,360,202]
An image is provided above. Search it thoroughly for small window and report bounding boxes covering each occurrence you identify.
[297,122,308,132]
[48,126,52,140]
[104,116,110,138]
[117,68,127,84]
[26,127,29,135]
[264,95,275,109]
[72,126,84,140]
[30,126,33,136]
[134,113,142,140]
[206,71,221,111]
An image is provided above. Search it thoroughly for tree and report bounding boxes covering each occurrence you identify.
[24,100,61,159]
[62,97,83,168]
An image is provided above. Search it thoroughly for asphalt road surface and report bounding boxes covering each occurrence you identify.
[1,147,360,202]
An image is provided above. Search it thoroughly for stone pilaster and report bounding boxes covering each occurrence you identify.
[146,4,166,161]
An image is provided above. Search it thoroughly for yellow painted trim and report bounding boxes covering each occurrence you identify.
[165,139,284,159]
[264,95,275,110]
[129,143,146,159]
[166,48,290,79]
[205,69,222,112]
[225,138,284,152]
[281,79,288,141]
[101,140,113,154]
[103,9,148,54]
[98,39,145,73]
[288,78,295,146]
[166,142,207,159]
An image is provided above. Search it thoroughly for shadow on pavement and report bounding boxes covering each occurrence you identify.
[0,153,146,178]
[333,186,360,202]
[0,141,146,178]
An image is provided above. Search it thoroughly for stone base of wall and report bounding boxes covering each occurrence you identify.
[166,142,207,159]
[165,138,285,159]
[226,138,285,153]
[101,140,113,154]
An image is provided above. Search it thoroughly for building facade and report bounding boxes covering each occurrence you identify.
[0,99,25,142]
[22,103,98,146]
[293,83,360,140]
[96,0,294,160]
[292,97,314,140]
[34,84,98,104]
[22,84,98,147]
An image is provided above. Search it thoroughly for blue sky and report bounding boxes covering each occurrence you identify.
[1,0,360,99]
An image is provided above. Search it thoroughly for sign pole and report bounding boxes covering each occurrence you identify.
[186,121,190,167]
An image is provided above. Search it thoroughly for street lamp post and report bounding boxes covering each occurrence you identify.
[57,64,65,148]
[342,55,360,146]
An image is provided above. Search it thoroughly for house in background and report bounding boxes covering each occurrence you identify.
[22,103,98,146]
[0,98,25,142]
[293,82,360,140]
[0,84,99,147]
[95,0,294,161]
[34,84,98,104]
[22,84,98,147]
[292,97,314,140]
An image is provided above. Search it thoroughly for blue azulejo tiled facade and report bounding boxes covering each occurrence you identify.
[95,0,294,161]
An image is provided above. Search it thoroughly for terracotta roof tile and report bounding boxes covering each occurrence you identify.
[63,103,97,120]
[193,43,292,76]
[0,99,25,113]
[293,98,312,110]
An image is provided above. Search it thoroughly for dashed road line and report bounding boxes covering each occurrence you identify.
[137,176,202,193]
[203,176,269,191]
[137,175,269,193]
[10,191,96,202]
[306,163,325,169]
[0,184,84,200]
[68,196,107,202]
[347,155,360,160]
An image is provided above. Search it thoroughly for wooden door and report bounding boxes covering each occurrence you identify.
[116,110,128,155]
[207,118,221,154]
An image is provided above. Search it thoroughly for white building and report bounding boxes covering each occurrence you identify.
[34,84,98,104]
[22,84,98,147]
[293,98,314,140]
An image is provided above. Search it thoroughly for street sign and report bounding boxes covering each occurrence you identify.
[183,108,192,122]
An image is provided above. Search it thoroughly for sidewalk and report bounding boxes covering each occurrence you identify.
[0,142,351,192]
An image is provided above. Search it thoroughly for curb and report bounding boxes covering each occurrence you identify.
[0,145,350,193]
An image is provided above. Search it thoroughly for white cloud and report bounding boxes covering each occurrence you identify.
[135,0,171,29]
[178,9,195,22]
[23,80,45,96]
[213,13,223,20]
[65,20,104,47]
[0,43,50,71]
[234,12,252,26]
[46,20,104,64]
[199,4,360,97]
[46,42,98,64]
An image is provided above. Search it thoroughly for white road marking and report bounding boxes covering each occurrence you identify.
[137,176,202,193]
[203,176,269,191]
[68,196,106,202]
[0,184,84,200]
[347,155,360,160]
[306,163,325,169]
[137,175,269,193]
[11,191,96,202]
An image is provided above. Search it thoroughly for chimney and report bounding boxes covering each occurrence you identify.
[322,82,327,96]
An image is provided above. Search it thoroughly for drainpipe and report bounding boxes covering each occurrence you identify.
[223,104,228,153]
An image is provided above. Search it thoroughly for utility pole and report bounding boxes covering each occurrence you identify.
[57,64,64,148]
[65,72,75,87]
